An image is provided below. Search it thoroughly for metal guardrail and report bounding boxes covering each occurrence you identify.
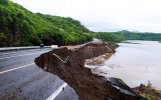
[0,46,51,52]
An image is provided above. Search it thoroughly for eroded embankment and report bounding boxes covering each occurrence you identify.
[35,42,144,100]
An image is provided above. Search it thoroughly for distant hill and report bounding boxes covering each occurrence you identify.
[93,30,161,48]
[116,30,161,41]
[0,0,92,47]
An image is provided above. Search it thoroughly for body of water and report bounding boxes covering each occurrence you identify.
[95,40,161,89]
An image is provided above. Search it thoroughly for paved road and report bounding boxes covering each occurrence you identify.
[0,49,78,100]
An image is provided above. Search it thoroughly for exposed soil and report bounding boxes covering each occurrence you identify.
[85,53,112,65]
[35,41,144,100]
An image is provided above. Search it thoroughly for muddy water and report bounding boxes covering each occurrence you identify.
[95,40,161,89]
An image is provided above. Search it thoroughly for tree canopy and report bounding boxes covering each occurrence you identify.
[93,31,161,48]
[0,0,92,47]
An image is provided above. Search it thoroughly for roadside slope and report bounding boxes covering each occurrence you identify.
[35,41,144,100]
[0,0,92,47]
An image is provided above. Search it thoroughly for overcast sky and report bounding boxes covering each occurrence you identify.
[12,0,161,33]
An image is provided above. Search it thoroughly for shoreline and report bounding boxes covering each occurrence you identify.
[85,51,161,100]
[85,53,112,65]
[35,41,143,100]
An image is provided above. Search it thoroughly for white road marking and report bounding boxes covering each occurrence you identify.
[0,63,34,74]
[0,51,47,60]
[46,83,67,100]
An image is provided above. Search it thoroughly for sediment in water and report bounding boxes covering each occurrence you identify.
[35,41,144,100]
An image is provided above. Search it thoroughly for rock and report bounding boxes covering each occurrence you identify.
[35,41,144,100]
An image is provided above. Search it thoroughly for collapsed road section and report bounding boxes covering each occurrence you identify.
[35,41,144,100]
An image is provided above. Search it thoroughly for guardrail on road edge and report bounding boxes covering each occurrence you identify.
[0,46,51,52]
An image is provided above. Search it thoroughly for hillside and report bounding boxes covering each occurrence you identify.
[117,30,161,41]
[0,0,92,47]
[93,30,161,47]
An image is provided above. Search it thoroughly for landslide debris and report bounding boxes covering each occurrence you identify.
[35,41,144,100]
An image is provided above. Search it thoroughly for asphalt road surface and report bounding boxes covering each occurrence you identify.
[0,48,78,100]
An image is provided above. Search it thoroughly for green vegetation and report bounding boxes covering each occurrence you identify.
[133,82,161,100]
[93,30,161,48]
[1,0,161,47]
[93,32,124,48]
[117,30,161,41]
[0,0,92,47]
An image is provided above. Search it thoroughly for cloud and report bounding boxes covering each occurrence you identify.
[12,0,161,32]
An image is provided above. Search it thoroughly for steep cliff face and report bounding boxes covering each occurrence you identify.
[35,41,144,100]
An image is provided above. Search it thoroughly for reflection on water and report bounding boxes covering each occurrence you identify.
[98,40,161,89]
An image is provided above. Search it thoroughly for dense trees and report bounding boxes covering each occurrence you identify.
[94,32,123,43]
[1,0,161,47]
[0,0,92,47]
[94,31,161,48]
[93,32,123,48]
[117,30,161,41]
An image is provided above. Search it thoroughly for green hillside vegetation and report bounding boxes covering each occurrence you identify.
[94,30,161,47]
[117,30,161,41]
[0,0,92,47]
[1,0,161,47]
[93,32,123,48]
[133,82,161,100]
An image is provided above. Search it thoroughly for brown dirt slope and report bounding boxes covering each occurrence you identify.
[35,41,144,100]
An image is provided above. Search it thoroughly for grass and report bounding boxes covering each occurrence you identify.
[132,82,161,100]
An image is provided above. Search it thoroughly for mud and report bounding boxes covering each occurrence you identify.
[35,41,144,100]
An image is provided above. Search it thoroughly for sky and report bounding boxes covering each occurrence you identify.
[12,0,161,33]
